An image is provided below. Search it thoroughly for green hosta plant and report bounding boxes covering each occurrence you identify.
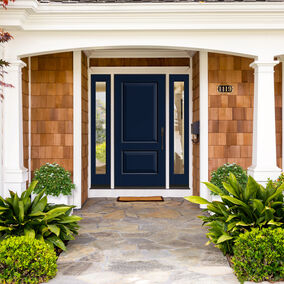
[0,181,81,251]
[0,236,57,284]
[185,173,284,255]
[210,163,248,195]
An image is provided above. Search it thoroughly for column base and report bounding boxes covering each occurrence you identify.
[247,166,281,184]
[3,167,28,197]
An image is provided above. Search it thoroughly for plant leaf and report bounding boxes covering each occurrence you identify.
[222,196,249,208]
[18,200,24,223]
[24,227,35,239]
[47,235,66,251]
[31,196,47,214]
[217,234,233,244]
[58,216,82,224]
[203,182,224,196]
[184,196,210,205]
[48,224,60,237]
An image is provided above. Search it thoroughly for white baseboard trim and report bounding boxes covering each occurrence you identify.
[88,189,192,198]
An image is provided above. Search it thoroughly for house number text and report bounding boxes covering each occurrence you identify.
[217,85,233,93]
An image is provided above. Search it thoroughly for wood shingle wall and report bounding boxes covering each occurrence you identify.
[22,58,29,171]
[81,52,89,205]
[192,52,200,195]
[275,63,282,169]
[208,53,254,176]
[30,52,73,176]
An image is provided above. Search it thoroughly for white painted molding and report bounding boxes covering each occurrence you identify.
[189,57,193,191]
[86,49,195,58]
[3,1,284,30]
[73,51,82,208]
[28,56,31,183]
[199,51,209,208]
[165,73,169,189]
[110,73,114,189]
[247,59,281,182]
[88,189,192,198]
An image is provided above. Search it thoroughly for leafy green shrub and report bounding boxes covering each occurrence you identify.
[33,163,75,197]
[272,172,284,189]
[232,227,284,283]
[0,236,57,284]
[0,181,81,251]
[210,163,248,195]
[96,141,106,163]
[185,173,284,255]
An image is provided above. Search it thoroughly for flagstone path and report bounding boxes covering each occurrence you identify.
[48,198,239,284]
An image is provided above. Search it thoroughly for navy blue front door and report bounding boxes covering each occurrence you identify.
[115,75,166,187]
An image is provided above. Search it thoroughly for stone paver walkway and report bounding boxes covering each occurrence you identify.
[49,198,239,284]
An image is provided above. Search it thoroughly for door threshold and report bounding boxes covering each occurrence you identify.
[88,188,191,198]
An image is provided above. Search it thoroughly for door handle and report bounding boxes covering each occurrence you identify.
[161,127,164,151]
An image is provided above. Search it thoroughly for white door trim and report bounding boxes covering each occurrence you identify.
[88,65,192,197]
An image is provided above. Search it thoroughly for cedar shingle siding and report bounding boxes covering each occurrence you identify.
[81,52,89,205]
[30,52,73,177]
[192,52,200,196]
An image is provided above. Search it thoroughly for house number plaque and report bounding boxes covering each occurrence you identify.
[217,85,233,93]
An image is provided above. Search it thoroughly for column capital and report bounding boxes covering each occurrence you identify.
[277,55,284,62]
[250,60,279,70]
[5,59,26,71]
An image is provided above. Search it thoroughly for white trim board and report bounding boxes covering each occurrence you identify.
[88,189,192,198]
[88,64,192,197]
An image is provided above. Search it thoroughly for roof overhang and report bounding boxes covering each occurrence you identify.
[1,0,284,30]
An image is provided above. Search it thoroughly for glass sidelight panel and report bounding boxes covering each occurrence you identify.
[91,75,110,187]
[95,82,107,174]
[170,75,189,187]
[173,82,185,174]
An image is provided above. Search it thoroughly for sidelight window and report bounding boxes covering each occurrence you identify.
[170,75,189,187]
[91,75,110,187]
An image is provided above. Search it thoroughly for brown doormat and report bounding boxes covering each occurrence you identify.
[117,196,164,202]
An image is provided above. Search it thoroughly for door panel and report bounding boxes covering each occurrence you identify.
[115,74,165,187]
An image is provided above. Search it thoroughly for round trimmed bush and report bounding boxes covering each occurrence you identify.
[210,163,248,195]
[232,227,284,283]
[0,236,57,283]
[33,163,75,197]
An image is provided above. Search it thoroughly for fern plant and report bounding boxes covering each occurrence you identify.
[185,173,284,255]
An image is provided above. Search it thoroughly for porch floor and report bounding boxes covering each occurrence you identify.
[49,198,238,284]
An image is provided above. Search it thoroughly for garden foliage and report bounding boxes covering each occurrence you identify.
[185,173,284,255]
[232,227,284,283]
[210,163,248,195]
[33,163,75,197]
[0,236,57,284]
[0,181,81,250]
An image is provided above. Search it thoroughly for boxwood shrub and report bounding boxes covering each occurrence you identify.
[232,227,284,283]
[0,236,57,284]
[33,163,75,197]
[210,163,248,195]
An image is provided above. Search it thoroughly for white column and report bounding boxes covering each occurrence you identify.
[73,51,82,208]
[2,59,28,197]
[247,59,281,182]
[199,51,210,207]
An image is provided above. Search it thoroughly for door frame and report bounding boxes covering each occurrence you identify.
[88,65,193,195]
